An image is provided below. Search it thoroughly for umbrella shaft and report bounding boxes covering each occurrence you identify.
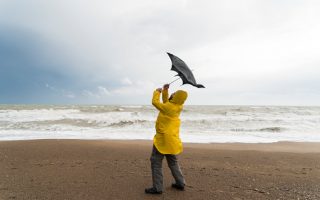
[169,77,180,85]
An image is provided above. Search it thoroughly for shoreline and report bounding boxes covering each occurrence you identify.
[1,139,319,199]
[1,139,320,153]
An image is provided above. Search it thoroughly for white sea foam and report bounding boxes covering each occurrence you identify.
[0,105,320,143]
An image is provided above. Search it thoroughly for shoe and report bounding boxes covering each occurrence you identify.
[171,183,185,191]
[145,187,162,194]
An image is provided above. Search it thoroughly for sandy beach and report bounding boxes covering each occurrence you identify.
[0,140,319,200]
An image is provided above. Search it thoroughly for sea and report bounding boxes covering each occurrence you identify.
[0,105,320,143]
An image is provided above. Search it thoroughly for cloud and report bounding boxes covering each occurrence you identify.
[121,78,133,86]
[46,83,76,99]
[81,80,155,103]
[0,0,320,105]
[97,86,111,96]
[82,90,100,99]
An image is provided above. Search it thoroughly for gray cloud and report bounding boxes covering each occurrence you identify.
[1,0,320,105]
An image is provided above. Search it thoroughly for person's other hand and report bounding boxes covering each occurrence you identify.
[163,84,169,90]
[156,88,162,92]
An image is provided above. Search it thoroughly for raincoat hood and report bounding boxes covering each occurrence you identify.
[170,90,188,105]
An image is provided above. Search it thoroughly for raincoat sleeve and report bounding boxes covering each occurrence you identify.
[152,90,169,113]
[162,88,169,103]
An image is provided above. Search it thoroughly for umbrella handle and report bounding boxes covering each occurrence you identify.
[169,77,180,85]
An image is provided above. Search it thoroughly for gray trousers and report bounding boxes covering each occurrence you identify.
[150,145,185,192]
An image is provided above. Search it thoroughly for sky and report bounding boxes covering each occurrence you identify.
[0,0,320,105]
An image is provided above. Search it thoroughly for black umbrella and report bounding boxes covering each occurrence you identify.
[167,52,205,88]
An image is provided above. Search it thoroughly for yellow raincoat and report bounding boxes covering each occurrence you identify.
[152,89,188,155]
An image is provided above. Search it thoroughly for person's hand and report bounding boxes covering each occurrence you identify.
[156,88,162,93]
[163,84,169,90]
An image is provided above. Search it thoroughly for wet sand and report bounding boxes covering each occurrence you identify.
[0,140,320,200]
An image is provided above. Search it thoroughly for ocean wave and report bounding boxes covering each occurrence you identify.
[1,119,98,130]
[230,127,285,133]
[1,118,154,131]
[1,105,320,142]
[108,120,149,127]
[120,105,143,109]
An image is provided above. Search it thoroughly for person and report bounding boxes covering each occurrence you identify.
[145,84,188,195]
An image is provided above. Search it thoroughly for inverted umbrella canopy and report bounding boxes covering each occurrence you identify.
[167,52,205,88]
